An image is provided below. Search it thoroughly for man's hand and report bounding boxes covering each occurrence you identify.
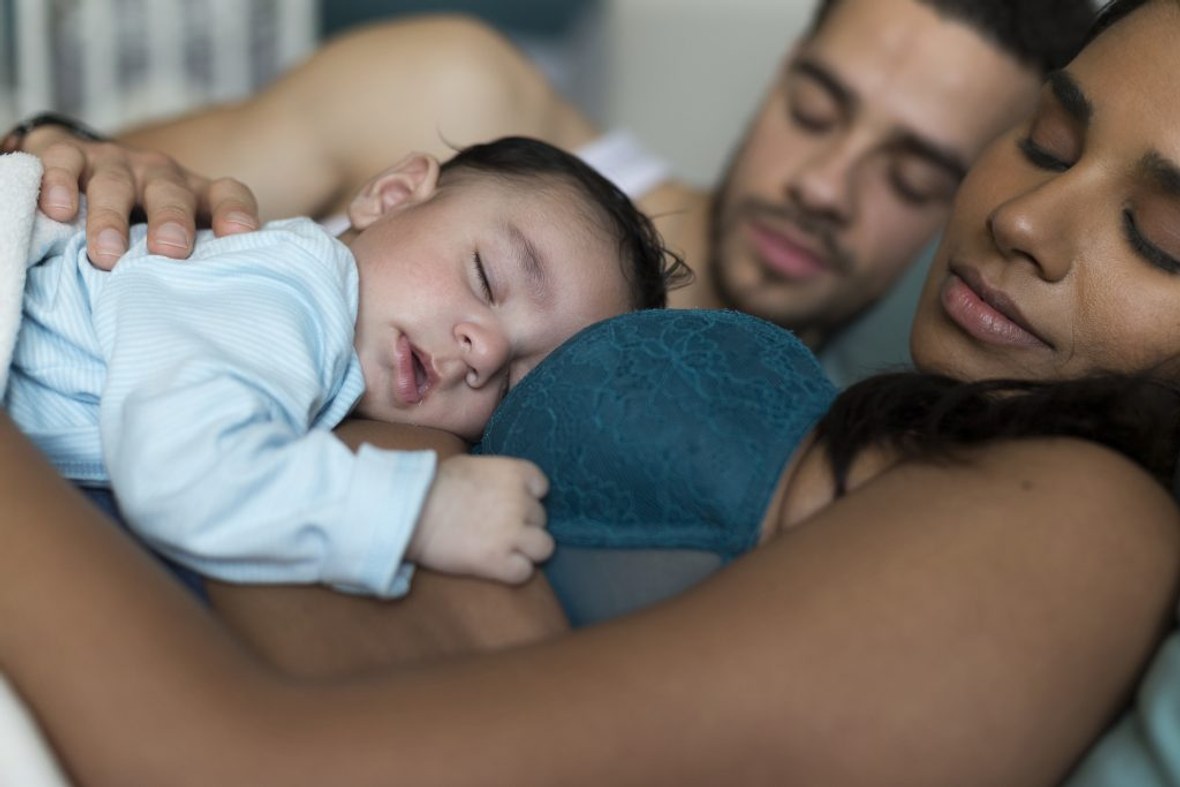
[25,125,261,269]
[412,455,554,584]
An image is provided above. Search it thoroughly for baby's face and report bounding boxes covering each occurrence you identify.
[350,177,631,441]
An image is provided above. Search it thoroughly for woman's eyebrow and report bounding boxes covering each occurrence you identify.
[1046,70,1092,125]
[1140,151,1180,198]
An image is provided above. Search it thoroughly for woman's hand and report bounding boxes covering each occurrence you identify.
[25,125,261,269]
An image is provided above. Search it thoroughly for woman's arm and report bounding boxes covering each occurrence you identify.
[2,411,1175,785]
[207,418,571,676]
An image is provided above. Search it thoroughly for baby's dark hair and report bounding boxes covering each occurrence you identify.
[808,0,1096,76]
[438,136,690,310]
[815,371,1180,499]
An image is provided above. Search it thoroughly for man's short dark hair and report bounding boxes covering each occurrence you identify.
[808,0,1097,75]
[439,136,690,310]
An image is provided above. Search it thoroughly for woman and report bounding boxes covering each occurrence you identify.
[3,1,1180,784]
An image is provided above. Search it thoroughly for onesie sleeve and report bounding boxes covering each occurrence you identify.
[93,221,430,598]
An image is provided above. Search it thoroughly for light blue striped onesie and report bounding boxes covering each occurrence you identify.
[4,217,433,598]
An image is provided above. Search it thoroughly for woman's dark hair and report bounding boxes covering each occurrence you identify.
[1086,0,1158,44]
[439,136,691,310]
[815,371,1180,498]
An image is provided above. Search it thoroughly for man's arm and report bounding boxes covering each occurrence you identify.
[22,14,600,265]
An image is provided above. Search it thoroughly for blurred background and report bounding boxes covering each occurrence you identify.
[0,0,811,187]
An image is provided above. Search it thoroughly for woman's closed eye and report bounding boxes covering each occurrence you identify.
[1123,209,1180,274]
[1017,136,1071,173]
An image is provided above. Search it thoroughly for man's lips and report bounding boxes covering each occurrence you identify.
[394,335,434,405]
[746,218,831,281]
[940,266,1053,350]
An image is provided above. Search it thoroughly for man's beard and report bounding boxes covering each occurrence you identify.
[706,163,854,326]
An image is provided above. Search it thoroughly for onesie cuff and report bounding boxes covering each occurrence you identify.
[326,444,436,598]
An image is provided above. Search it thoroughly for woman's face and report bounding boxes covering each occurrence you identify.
[910,0,1180,382]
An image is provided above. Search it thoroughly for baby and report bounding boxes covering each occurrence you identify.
[5,136,682,598]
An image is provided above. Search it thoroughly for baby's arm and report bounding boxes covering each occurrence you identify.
[410,454,553,584]
[93,222,545,597]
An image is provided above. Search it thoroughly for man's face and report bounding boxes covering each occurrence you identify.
[709,0,1041,348]
[350,172,631,442]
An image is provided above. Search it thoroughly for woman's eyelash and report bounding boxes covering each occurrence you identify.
[473,251,493,300]
[1017,137,1069,172]
[1123,210,1180,274]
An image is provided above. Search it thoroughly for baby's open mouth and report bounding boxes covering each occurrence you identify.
[411,349,429,395]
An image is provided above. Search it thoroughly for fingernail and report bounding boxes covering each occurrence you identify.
[45,185,73,212]
[155,222,190,251]
[95,228,127,259]
[225,211,259,230]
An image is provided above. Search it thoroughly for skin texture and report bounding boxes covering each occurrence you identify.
[1,412,1177,785]
[705,0,1039,347]
[26,1,1041,354]
[344,153,631,441]
[204,418,570,676]
[7,2,1180,782]
[10,0,1079,680]
[911,0,1180,382]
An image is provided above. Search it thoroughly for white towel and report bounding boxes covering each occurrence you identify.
[0,152,76,787]
[0,152,83,392]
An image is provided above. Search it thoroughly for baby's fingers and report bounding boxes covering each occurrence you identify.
[495,552,537,585]
[516,525,555,564]
[519,461,549,499]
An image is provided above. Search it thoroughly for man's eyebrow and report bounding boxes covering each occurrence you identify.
[1140,151,1180,198]
[1047,70,1093,126]
[792,55,966,182]
[507,222,550,304]
[790,57,856,111]
[892,134,969,183]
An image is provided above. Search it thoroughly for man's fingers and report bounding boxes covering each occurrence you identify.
[36,141,87,222]
[204,176,261,238]
[138,153,200,259]
[83,159,138,270]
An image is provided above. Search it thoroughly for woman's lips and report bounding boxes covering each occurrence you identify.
[940,269,1052,350]
[747,220,829,280]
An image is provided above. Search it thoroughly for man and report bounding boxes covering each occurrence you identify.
[7,0,1097,673]
[21,0,1092,363]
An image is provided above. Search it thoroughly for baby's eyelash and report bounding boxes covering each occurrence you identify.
[473,251,493,301]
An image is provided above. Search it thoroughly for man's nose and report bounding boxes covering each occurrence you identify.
[787,134,861,225]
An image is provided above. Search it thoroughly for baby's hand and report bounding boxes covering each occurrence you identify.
[410,455,553,584]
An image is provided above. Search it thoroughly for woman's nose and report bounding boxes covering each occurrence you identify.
[986,180,1074,283]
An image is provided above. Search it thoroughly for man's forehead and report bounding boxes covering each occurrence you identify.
[800,0,1040,156]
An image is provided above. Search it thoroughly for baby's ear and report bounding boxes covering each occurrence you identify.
[347,152,441,230]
